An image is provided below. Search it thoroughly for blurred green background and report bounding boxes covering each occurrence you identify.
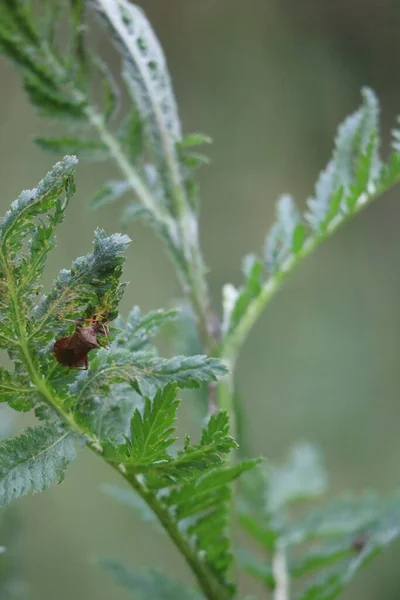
[1,1,400,598]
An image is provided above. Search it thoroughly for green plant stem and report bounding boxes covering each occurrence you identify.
[220,175,400,370]
[2,255,228,600]
[125,471,231,600]
[46,48,213,356]
[221,237,318,369]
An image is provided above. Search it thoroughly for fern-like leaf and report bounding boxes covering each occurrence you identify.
[221,88,400,354]
[239,446,400,599]
[0,425,77,508]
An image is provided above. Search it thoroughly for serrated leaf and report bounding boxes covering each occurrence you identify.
[0,156,78,355]
[101,388,237,482]
[0,368,34,412]
[115,306,179,352]
[89,180,131,209]
[92,0,186,211]
[70,347,228,403]
[306,87,381,231]
[24,75,87,121]
[31,228,130,341]
[97,560,202,600]
[165,459,260,583]
[35,137,109,161]
[74,383,141,443]
[223,255,263,336]
[127,383,179,466]
[265,194,304,273]
[377,150,400,191]
[0,425,76,507]
[0,26,54,89]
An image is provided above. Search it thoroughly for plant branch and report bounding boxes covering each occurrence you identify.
[40,38,214,356]
[272,544,290,600]
[220,178,400,370]
[125,471,231,600]
[2,255,228,600]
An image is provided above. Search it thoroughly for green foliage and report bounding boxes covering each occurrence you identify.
[2,3,400,600]
[221,88,400,354]
[103,384,236,475]
[97,559,202,600]
[35,137,110,161]
[239,445,400,599]
[0,424,76,508]
[89,180,131,209]
[101,383,258,593]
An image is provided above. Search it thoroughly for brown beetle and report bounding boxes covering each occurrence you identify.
[53,315,110,370]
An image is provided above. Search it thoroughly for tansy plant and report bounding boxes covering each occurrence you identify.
[1,2,400,600]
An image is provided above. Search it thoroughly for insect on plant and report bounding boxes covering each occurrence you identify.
[53,314,110,370]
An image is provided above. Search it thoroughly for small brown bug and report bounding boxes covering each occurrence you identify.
[53,314,110,370]
[351,533,368,553]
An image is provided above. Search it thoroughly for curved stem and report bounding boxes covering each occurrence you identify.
[3,282,227,600]
[220,171,400,368]
[125,472,230,600]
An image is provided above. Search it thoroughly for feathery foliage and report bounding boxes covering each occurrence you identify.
[1,2,400,600]
[221,88,400,361]
[239,445,400,599]
[0,158,235,600]
[0,425,76,508]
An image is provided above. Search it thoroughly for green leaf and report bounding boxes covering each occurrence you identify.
[0,26,54,89]
[127,383,179,467]
[297,501,400,600]
[92,0,186,211]
[35,137,109,161]
[0,156,78,355]
[165,459,260,583]
[239,513,277,552]
[74,383,140,443]
[0,368,34,412]
[97,560,202,600]
[178,133,213,147]
[0,425,76,507]
[89,180,131,209]
[91,54,120,122]
[0,155,77,258]
[180,151,210,169]
[267,443,327,513]
[118,110,144,164]
[115,306,179,351]
[222,255,263,336]
[101,388,237,480]
[306,87,381,231]
[31,228,130,341]
[265,194,304,273]
[24,75,87,121]
[236,547,274,589]
[70,348,228,402]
